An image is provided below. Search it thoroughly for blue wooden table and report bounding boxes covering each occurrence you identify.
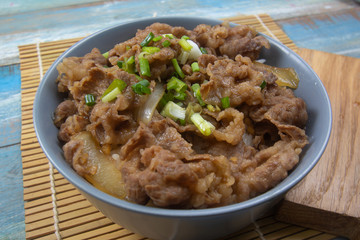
[0,0,359,239]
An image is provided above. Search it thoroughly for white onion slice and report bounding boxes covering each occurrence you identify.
[187,40,202,61]
[137,83,165,124]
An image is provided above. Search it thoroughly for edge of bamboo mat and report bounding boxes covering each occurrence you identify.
[20,14,333,240]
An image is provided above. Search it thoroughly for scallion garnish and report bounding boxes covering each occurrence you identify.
[131,80,151,95]
[140,32,155,47]
[190,113,215,136]
[102,51,109,58]
[200,47,208,54]
[139,57,151,77]
[221,96,230,109]
[162,33,175,39]
[178,38,193,52]
[174,91,187,101]
[260,80,267,90]
[160,101,186,121]
[191,62,200,72]
[159,92,174,109]
[152,36,163,42]
[117,61,124,68]
[167,77,187,93]
[118,57,135,73]
[207,104,215,112]
[101,79,127,103]
[127,56,135,64]
[171,58,185,79]
[102,87,121,103]
[162,40,171,47]
[191,83,205,106]
[181,35,190,40]
[102,79,127,99]
[84,94,96,106]
[126,46,131,51]
[142,46,161,54]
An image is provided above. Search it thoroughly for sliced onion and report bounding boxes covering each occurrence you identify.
[187,40,202,61]
[137,83,165,124]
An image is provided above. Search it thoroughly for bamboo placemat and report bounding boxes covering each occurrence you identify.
[20,14,336,240]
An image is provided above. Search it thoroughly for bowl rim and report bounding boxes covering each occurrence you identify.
[33,16,332,218]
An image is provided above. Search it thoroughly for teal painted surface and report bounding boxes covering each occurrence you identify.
[279,10,360,58]
[0,144,25,240]
[0,64,21,147]
[0,0,358,65]
[0,64,23,239]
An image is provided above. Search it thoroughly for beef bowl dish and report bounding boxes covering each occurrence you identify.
[34,17,331,240]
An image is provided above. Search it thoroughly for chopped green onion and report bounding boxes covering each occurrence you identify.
[191,83,205,106]
[260,80,267,90]
[162,40,171,47]
[185,103,202,122]
[132,80,151,95]
[139,57,151,77]
[200,47,208,54]
[142,47,161,54]
[207,104,215,112]
[179,51,190,64]
[126,46,131,51]
[101,79,127,100]
[178,38,193,52]
[190,113,215,136]
[176,101,184,107]
[152,36,163,42]
[102,87,121,103]
[118,57,135,73]
[161,101,186,121]
[162,34,175,39]
[102,51,109,58]
[134,74,143,82]
[179,119,186,126]
[167,77,187,93]
[117,61,124,68]
[191,62,200,72]
[125,57,135,73]
[181,35,190,40]
[221,96,230,109]
[127,56,135,64]
[140,32,155,47]
[171,58,185,79]
[159,91,174,109]
[174,91,187,101]
[84,94,96,106]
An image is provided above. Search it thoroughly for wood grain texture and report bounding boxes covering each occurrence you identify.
[278,8,360,58]
[0,0,359,65]
[276,48,360,239]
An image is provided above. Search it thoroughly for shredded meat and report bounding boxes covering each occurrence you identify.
[55,22,308,209]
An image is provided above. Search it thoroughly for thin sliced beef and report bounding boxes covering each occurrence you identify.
[193,24,269,60]
[201,57,264,107]
[58,115,89,142]
[53,100,77,127]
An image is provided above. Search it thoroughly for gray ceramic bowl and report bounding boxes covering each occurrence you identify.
[34,17,332,240]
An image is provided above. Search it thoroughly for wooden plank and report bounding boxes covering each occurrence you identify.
[276,48,360,239]
[277,8,360,58]
[1,0,359,65]
[0,144,25,239]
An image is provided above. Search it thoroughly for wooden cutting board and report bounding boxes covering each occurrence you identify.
[276,48,360,239]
